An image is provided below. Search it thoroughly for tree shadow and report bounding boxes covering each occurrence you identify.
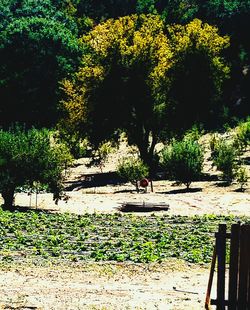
[64,171,123,191]
[214,181,231,187]
[1,205,59,214]
[234,187,247,193]
[200,173,219,181]
[156,187,202,195]
[113,189,136,194]
[240,156,250,165]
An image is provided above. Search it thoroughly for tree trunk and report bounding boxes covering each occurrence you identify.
[2,187,15,211]
[138,133,157,178]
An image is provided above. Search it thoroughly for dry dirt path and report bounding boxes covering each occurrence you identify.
[0,260,213,310]
[7,179,250,217]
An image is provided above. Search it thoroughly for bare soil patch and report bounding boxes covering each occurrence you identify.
[0,260,212,310]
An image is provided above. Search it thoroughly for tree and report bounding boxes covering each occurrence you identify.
[0,1,82,128]
[0,127,72,211]
[61,15,229,172]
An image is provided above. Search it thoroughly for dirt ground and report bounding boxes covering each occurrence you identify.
[0,260,213,310]
[0,141,249,309]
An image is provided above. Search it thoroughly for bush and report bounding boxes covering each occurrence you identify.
[211,139,238,183]
[0,126,72,210]
[117,157,149,192]
[236,167,248,191]
[183,124,204,142]
[233,118,250,152]
[161,138,204,189]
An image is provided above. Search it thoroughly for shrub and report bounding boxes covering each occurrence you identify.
[117,157,149,192]
[0,126,72,211]
[233,118,250,152]
[209,133,220,155]
[96,141,117,172]
[183,124,204,142]
[236,167,248,191]
[211,139,238,183]
[161,138,204,189]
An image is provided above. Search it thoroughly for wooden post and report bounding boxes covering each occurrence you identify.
[238,225,250,309]
[205,246,217,309]
[228,224,240,310]
[217,224,227,310]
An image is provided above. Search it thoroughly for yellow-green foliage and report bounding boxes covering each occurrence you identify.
[62,14,229,142]
[167,18,230,91]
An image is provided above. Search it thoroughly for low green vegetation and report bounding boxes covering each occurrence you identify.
[210,126,249,186]
[117,157,149,192]
[234,118,250,152]
[160,137,204,189]
[0,209,248,264]
[211,139,239,183]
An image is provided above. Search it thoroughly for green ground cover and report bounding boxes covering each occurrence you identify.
[0,208,248,264]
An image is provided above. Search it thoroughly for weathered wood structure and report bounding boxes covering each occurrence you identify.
[205,223,250,309]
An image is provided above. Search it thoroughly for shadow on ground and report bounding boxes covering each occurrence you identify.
[156,187,202,195]
[64,172,124,191]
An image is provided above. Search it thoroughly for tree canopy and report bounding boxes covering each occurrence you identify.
[0,1,248,167]
[62,15,229,169]
[0,1,83,128]
[0,127,72,211]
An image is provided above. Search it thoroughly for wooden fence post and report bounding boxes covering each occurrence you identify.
[217,224,227,310]
[228,224,240,310]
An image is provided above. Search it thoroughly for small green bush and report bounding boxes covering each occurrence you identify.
[212,139,238,183]
[184,124,204,142]
[236,167,248,191]
[117,157,149,192]
[161,138,204,189]
[233,119,250,152]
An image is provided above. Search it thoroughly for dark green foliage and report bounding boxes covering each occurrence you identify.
[74,0,137,22]
[0,127,71,210]
[161,138,204,188]
[0,5,82,128]
[0,0,78,32]
[167,52,223,133]
[0,0,249,135]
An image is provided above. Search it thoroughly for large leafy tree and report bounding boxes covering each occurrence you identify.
[0,127,72,211]
[62,14,172,169]
[0,1,82,127]
[62,15,229,170]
